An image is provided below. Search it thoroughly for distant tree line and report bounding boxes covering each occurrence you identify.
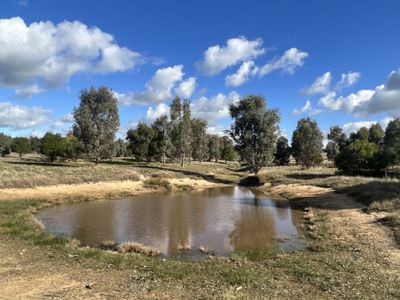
[126,96,237,166]
[1,86,399,177]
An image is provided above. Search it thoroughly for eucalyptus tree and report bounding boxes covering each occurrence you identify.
[220,137,237,163]
[274,136,291,166]
[368,123,385,146]
[73,86,120,164]
[191,118,208,162]
[0,133,12,157]
[169,97,192,166]
[207,134,221,162]
[383,117,400,174]
[291,118,324,168]
[229,95,280,174]
[126,123,154,162]
[40,132,65,162]
[11,137,31,159]
[151,115,171,163]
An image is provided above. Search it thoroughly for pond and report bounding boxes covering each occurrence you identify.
[36,186,305,258]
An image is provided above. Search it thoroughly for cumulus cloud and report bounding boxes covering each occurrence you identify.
[259,48,308,77]
[116,65,195,105]
[335,71,361,90]
[0,17,143,97]
[145,103,170,122]
[293,100,312,115]
[225,61,259,87]
[318,70,400,117]
[300,72,332,96]
[206,124,229,136]
[174,77,196,99]
[342,117,394,135]
[14,84,44,99]
[61,113,74,122]
[197,36,265,76]
[0,102,52,129]
[191,92,240,124]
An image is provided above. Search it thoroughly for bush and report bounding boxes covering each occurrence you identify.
[143,178,171,190]
[118,241,160,256]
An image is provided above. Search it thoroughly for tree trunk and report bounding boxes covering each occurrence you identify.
[181,153,184,167]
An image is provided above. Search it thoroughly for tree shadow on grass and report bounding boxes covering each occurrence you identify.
[336,181,400,207]
[5,161,75,168]
[285,173,336,181]
[285,180,400,212]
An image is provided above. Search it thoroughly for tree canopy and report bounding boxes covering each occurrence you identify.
[229,95,280,174]
[291,118,323,168]
[73,86,120,163]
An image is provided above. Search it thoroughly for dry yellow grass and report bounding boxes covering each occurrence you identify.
[0,177,224,202]
[118,241,161,256]
[0,157,140,189]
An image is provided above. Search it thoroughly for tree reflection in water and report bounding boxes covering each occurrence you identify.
[36,186,304,257]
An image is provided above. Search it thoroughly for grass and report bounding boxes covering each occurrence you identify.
[143,177,172,191]
[0,156,140,188]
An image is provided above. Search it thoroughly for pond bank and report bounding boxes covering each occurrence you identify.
[1,164,400,299]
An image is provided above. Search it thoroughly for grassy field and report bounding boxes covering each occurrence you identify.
[0,156,399,298]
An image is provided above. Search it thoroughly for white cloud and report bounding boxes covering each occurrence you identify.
[197,36,265,76]
[207,124,228,136]
[342,117,394,136]
[293,100,312,115]
[300,72,332,96]
[0,102,52,129]
[18,0,29,7]
[259,48,308,76]
[0,17,143,97]
[318,69,400,117]
[116,65,195,105]
[61,113,74,122]
[174,77,196,99]
[225,61,259,87]
[335,71,361,90]
[14,84,44,99]
[145,103,170,122]
[191,92,240,124]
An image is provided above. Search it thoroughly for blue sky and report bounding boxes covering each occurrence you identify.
[1,0,400,140]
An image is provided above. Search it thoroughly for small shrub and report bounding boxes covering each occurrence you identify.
[118,241,160,256]
[176,184,193,191]
[66,238,81,249]
[100,240,118,251]
[143,178,171,191]
[369,197,400,212]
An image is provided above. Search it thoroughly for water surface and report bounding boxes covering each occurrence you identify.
[36,186,305,258]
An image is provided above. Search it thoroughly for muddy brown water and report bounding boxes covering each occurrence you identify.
[36,186,305,258]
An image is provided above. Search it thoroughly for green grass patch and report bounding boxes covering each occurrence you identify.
[231,247,277,261]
